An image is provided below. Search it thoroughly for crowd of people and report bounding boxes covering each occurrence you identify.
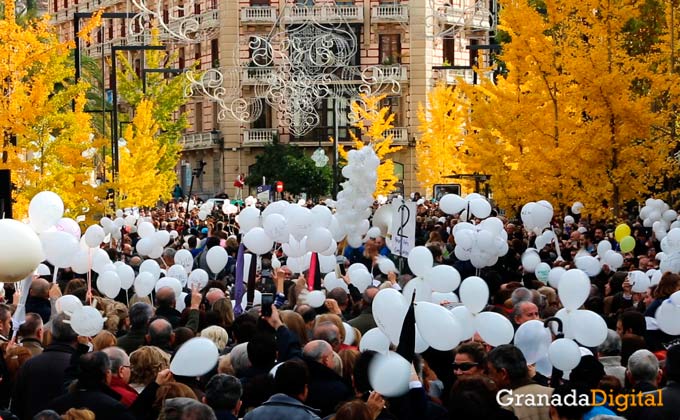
[0,195,678,420]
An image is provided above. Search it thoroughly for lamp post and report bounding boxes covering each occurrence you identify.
[142,68,185,94]
[187,160,207,205]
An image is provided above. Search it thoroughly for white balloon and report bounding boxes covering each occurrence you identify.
[459,276,489,314]
[558,269,591,310]
[415,327,429,353]
[311,205,333,228]
[549,338,581,371]
[134,272,156,297]
[116,264,135,290]
[97,271,121,299]
[431,292,458,304]
[306,290,326,308]
[535,262,551,283]
[152,230,171,249]
[56,217,82,240]
[206,246,229,273]
[263,214,290,243]
[377,257,398,275]
[349,268,373,293]
[629,270,651,293]
[188,269,209,289]
[323,272,349,293]
[91,249,112,274]
[41,231,79,269]
[571,202,584,215]
[343,323,356,345]
[35,263,51,276]
[597,241,612,256]
[439,194,467,215]
[307,228,333,253]
[236,206,261,234]
[137,222,155,239]
[571,310,608,347]
[535,355,553,378]
[408,246,434,277]
[243,228,274,255]
[368,352,411,397]
[514,320,552,364]
[521,250,541,273]
[402,277,433,303]
[449,306,476,341]
[656,300,680,335]
[56,294,82,314]
[564,215,575,225]
[373,289,409,345]
[170,337,219,376]
[319,254,336,273]
[70,249,90,275]
[83,225,105,248]
[548,267,566,289]
[575,256,601,277]
[285,205,313,240]
[415,302,462,351]
[124,215,136,227]
[156,277,183,300]
[29,191,64,233]
[139,259,161,281]
[603,250,624,270]
[174,249,194,274]
[68,306,104,337]
[469,198,491,219]
[474,311,514,347]
[425,265,461,293]
[360,328,391,354]
[135,237,155,257]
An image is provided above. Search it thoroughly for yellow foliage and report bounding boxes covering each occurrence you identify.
[338,94,403,196]
[117,99,175,208]
[455,0,672,218]
[0,6,105,219]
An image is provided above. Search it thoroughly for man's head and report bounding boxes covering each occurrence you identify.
[326,288,349,310]
[30,278,51,299]
[77,351,112,389]
[274,360,310,402]
[362,286,379,308]
[102,346,132,384]
[52,312,78,343]
[510,287,532,306]
[374,236,386,250]
[162,248,176,267]
[486,344,528,389]
[0,304,11,338]
[246,334,277,369]
[18,312,43,341]
[303,340,335,370]
[203,374,242,414]
[160,398,217,420]
[147,318,174,349]
[597,329,621,357]
[129,302,153,330]
[513,301,540,325]
[626,349,661,387]
[156,287,176,310]
[312,322,341,352]
[616,311,646,338]
[205,288,225,306]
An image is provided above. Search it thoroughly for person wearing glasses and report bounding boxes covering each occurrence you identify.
[453,342,487,378]
[102,347,137,407]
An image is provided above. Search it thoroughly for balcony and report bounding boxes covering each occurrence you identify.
[437,5,466,26]
[243,129,277,146]
[384,128,409,145]
[282,5,364,24]
[465,9,493,31]
[242,67,275,85]
[165,9,220,36]
[371,4,409,23]
[179,131,222,151]
[372,65,408,82]
[433,68,494,85]
[241,6,278,24]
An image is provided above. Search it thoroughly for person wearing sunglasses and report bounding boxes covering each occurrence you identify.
[453,342,486,377]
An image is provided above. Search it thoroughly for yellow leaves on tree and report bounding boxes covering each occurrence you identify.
[118,99,175,208]
[338,94,402,197]
[455,0,672,218]
[0,1,104,219]
[416,83,472,197]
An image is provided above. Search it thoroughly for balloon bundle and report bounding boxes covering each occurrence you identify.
[639,198,678,238]
[439,192,491,221]
[451,217,509,269]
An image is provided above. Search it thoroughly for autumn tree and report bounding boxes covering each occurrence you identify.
[416,83,472,197]
[457,0,672,218]
[0,1,105,218]
[338,94,403,197]
[118,99,175,208]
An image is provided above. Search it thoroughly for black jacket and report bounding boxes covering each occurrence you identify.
[10,341,77,419]
[304,359,353,417]
[155,306,182,328]
[116,328,147,355]
[48,385,135,420]
[26,296,51,324]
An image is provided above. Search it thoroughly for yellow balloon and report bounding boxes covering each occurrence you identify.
[620,236,636,253]
[615,224,631,242]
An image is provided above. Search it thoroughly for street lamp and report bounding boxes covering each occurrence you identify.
[187,160,207,204]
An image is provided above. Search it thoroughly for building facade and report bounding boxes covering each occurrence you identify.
[50,0,496,200]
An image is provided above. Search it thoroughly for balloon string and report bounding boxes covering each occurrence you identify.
[52,267,58,284]
[87,248,92,306]
[125,289,129,307]
[552,226,563,260]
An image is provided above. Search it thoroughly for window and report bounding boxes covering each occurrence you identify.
[249,36,272,66]
[63,0,67,8]
[194,43,202,69]
[194,3,200,14]
[380,96,401,126]
[54,0,58,12]
[250,0,270,5]
[212,103,220,130]
[179,47,186,69]
[443,36,455,66]
[195,102,203,132]
[120,20,126,37]
[162,9,169,24]
[211,39,219,68]
[108,23,113,40]
[379,34,401,65]
[251,103,272,129]
[179,105,187,132]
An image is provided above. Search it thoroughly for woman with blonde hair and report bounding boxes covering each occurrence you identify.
[200,325,229,351]
[211,298,234,329]
[129,346,170,393]
[280,310,309,346]
[92,330,117,351]
[61,408,96,420]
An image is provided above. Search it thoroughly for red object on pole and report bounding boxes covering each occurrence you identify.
[275,181,284,193]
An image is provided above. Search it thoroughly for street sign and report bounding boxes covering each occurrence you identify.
[387,201,417,257]
[256,185,271,203]
[433,184,461,201]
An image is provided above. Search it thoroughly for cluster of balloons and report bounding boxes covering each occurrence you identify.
[521,201,554,234]
[639,198,678,237]
[439,193,492,220]
[335,147,380,248]
[451,217,509,269]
